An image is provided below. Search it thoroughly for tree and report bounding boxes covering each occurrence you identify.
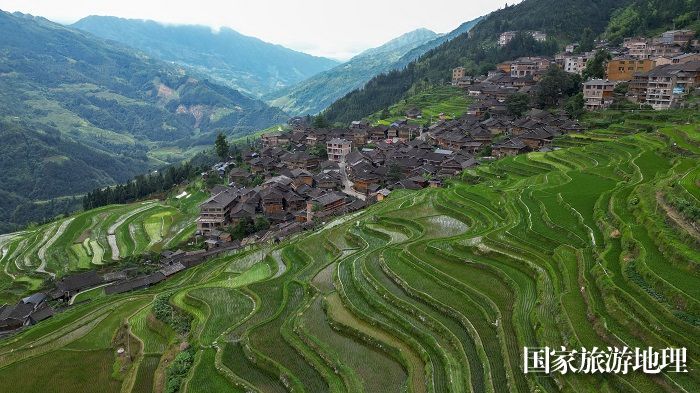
[309,144,328,159]
[254,216,270,232]
[564,93,585,118]
[578,27,595,53]
[610,82,635,110]
[228,216,254,240]
[312,114,329,129]
[582,50,611,80]
[613,82,629,97]
[215,133,230,160]
[380,108,391,119]
[387,163,402,182]
[535,65,581,109]
[231,144,243,163]
[506,93,530,117]
[205,173,222,188]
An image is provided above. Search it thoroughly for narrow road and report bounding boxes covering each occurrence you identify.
[338,162,366,201]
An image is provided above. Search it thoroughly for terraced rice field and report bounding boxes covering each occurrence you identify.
[0,117,698,392]
[0,191,206,303]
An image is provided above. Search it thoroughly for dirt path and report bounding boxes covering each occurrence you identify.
[656,191,700,241]
[270,249,287,279]
[339,162,367,201]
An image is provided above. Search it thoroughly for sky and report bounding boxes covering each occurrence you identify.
[0,0,510,60]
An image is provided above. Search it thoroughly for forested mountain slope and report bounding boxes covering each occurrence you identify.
[265,28,442,116]
[324,0,695,124]
[72,16,339,98]
[0,11,288,232]
[1,109,697,393]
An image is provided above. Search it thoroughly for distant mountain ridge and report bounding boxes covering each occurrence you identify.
[264,28,444,116]
[72,16,340,98]
[0,10,288,232]
[323,0,638,124]
[392,17,484,70]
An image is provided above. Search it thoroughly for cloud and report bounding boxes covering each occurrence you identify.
[0,0,509,59]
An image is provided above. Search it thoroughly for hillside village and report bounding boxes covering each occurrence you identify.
[0,101,587,333]
[195,109,585,245]
[1,16,698,340]
[453,29,699,111]
[191,28,699,253]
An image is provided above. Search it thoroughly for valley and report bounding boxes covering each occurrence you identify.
[0,112,697,392]
[0,0,698,391]
[0,11,288,231]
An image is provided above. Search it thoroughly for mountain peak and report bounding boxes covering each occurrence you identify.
[359,28,439,57]
[71,15,339,97]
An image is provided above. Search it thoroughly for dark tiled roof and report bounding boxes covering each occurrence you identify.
[201,188,240,209]
[29,306,54,323]
[495,138,526,149]
[159,262,186,277]
[314,193,345,206]
[0,302,33,321]
[105,272,166,295]
[56,271,102,293]
[22,293,47,305]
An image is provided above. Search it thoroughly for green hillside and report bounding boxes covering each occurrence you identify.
[0,11,288,232]
[366,85,471,125]
[0,108,697,392]
[0,183,207,304]
[265,28,442,116]
[323,0,699,124]
[72,16,339,98]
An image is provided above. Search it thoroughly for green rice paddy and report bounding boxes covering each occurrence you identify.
[0,112,698,392]
[0,190,207,303]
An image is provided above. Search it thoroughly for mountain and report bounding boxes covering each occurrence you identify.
[603,0,700,44]
[324,0,633,124]
[1,108,698,392]
[72,16,340,98]
[391,16,484,71]
[0,11,288,232]
[265,28,442,116]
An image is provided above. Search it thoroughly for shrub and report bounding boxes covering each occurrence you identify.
[153,294,192,335]
[165,348,196,393]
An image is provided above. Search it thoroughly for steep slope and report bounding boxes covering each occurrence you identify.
[72,16,339,98]
[265,28,442,116]
[391,16,484,71]
[1,110,698,392]
[0,11,288,231]
[603,0,700,43]
[324,0,633,124]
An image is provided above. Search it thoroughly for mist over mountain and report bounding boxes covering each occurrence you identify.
[0,10,288,231]
[72,16,340,98]
[265,28,443,115]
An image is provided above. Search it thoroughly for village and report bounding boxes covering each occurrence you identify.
[195,110,586,246]
[2,27,698,336]
[193,28,699,251]
[456,28,699,111]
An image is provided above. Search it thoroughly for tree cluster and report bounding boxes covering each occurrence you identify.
[534,65,582,109]
[153,294,193,335]
[164,348,196,393]
[604,0,699,45]
[582,50,611,80]
[323,0,627,124]
[82,162,203,210]
[506,93,531,117]
[227,216,271,240]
